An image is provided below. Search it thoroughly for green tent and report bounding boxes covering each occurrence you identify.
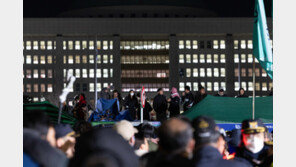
[23,101,77,125]
[182,95,273,123]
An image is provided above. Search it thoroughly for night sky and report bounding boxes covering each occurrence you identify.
[23,0,272,18]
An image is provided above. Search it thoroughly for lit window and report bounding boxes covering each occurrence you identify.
[48,69,53,78]
[97,69,101,78]
[89,55,94,64]
[269,83,273,90]
[220,54,226,63]
[200,54,205,63]
[89,41,94,50]
[97,55,101,64]
[26,84,31,92]
[26,69,31,78]
[234,54,239,63]
[213,40,219,49]
[33,70,38,78]
[110,69,113,77]
[109,41,113,50]
[262,69,267,77]
[207,54,212,63]
[248,54,253,63]
[82,41,87,50]
[213,54,219,63]
[47,41,52,50]
[240,40,246,49]
[256,83,260,91]
[26,41,31,50]
[47,84,53,92]
[262,82,267,91]
[248,82,253,91]
[40,56,45,64]
[40,69,46,78]
[186,54,191,63]
[186,40,191,49]
[103,41,108,50]
[179,54,184,63]
[214,68,219,77]
[82,69,87,78]
[96,83,102,92]
[75,55,80,64]
[54,41,56,49]
[193,54,198,63]
[200,68,205,77]
[193,82,198,91]
[33,97,39,102]
[89,69,94,78]
[241,54,246,63]
[214,82,219,91]
[186,68,191,77]
[68,69,73,77]
[207,82,212,91]
[221,68,225,77]
[241,68,246,77]
[221,82,226,91]
[179,82,185,91]
[179,40,184,49]
[242,82,247,90]
[89,83,94,92]
[255,58,259,63]
[234,40,239,49]
[110,55,113,64]
[186,82,192,89]
[33,84,38,92]
[68,41,73,50]
[75,69,80,78]
[193,40,198,49]
[68,55,74,64]
[206,68,212,77]
[75,41,80,50]
[40,84,46,93]
[235,82,239,91]
[33,41,38,50]
[63,69,67,78]
[193,68,198,77]
[103,69,108,78]
[255,68,260,77]
[26,55,31,64]
[63,56,66,64]
[220,40,225,49]
[82,55,87,64]
[40,41,45,50]
[103,55,108,63]
[248,40,253,49]
[235,68,239,77]
[248,68,253,77]
[63,41,66,50]
[47,55,52,64]
[33,56,38,64]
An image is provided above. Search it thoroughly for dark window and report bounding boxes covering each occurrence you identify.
[200,41,205,49]
[82,83,87,92]
[207,41,212,49]
[75,83,80,92]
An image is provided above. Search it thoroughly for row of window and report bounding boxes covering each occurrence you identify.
[179,40,226,50]
[63,55,113,64]
[24,84,53,93]
[63,40,113,50]
[121,70,169,78]
[234,68,267,77]
[24,69,53,79]
[120,41,169,50]
[121,55,169,64]
[63,68,113,78]
[23,41,56,50]
[183,68,226,78]
[234,82,273,91]
[24,55,53,64]
[234,54,259,63]
[122,83,170,92]
[179,82,226,92]
[179,54,226,64]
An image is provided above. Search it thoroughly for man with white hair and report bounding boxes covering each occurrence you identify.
[113,120,138,146]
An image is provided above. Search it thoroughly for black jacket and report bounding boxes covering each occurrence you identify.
[182,92,195,112]
[153,94,168,113]
[124,95,139,111]
[23,128,68,167]
[168,96,181,117]
[194,146,251,167]
[137,100,153,120]
[194,92,207,105]
[236,94,248,98]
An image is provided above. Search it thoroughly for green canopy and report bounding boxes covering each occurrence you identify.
[23,101,77,125]
[182,95,273,123]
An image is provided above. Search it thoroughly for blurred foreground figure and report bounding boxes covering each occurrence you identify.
[69,128,139,167]
[113,120,138,146]
[23,110,68,167]
[192,116,250,167]
[140,118,195,167]
[235,119,273,167]
[54,124,76,158]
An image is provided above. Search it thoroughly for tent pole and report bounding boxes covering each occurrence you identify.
[95,35,98,109]
[252,55,256,119]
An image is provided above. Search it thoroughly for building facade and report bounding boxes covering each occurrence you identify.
[23,18,273,107]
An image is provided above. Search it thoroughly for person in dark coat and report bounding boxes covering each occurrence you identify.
[182,86,195,112]
[214,88,227,97]
[194,87,207,105]
[236,88,248,98]
[124,90,139,120]
[192,116,251,167]
[168,87,181,117]
[153,88,168,122]
[137,99,153,121]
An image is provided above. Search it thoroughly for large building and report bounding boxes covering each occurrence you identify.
[23,2,273,107]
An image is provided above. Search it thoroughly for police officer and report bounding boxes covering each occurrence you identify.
[235,119,273,167]
[192,116,250,167]
[181,86,195,112]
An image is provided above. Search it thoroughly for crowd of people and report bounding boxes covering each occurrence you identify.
[23,108,273,167]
